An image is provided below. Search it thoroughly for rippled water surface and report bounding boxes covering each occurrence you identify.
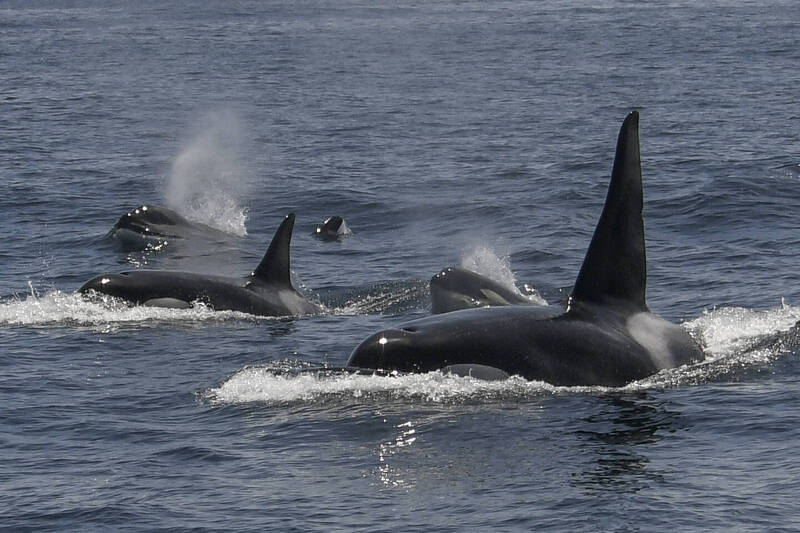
[3,1,800,530]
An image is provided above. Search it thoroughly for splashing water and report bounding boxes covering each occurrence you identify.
[633,303,800,388]
[686,302,800,356]
[460,245,516,288]
[332,280,430,316]
[165,110,249,236]
[0,290,266,330]
[204,364,568,405]
[6,283,800,402]
[460,245,547,304]
[207,303,800,405]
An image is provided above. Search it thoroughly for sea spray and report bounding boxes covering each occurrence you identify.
[165,110,249,236]
[206,304,800,405]
[460,245,546,304]
[0,290,265,328]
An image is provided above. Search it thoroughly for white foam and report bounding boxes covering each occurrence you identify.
[685,302,800,357]
[7,285,799,400]
[207,302,800,405]
[205,365,572,405]
[630,303,800,388]
[333,283,428,316]
[0,289,263,329]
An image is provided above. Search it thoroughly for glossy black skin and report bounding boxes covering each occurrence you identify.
[347,112,705,386]
[111,205,230,249]
[348,301,702,387]
[82,213,321,317]
[314,216,350,241]
[80,270,320,316]
[430,266,538,314]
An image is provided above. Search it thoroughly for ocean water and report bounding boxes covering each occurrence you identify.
[2,0,800,530]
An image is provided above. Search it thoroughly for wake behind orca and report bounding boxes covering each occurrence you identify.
[82,214,321,317]
[347,112,705,387]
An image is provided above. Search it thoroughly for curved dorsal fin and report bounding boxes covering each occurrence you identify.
[570,111,647,311]
[252,213,295,286]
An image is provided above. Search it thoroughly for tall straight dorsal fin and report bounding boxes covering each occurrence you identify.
[570,111,647,311]
[252,213,295,286]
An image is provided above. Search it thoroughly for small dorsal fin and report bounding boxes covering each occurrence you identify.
[569,111,647,311]
[252,213,295,286]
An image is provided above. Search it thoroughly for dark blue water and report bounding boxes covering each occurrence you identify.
[3,1,800,530]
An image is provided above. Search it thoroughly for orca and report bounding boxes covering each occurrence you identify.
[110,204,231,250]
[430,266,545,314]
[347,112,705,386]
[314,216,351,241]
[82,214,321,317]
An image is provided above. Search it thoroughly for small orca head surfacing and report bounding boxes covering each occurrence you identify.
[348,112,705,386]
[113,205,185,238]
[314,216,351,241]
[82,213,321,317]
[430,266,544,314]
[110,204,231,250]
